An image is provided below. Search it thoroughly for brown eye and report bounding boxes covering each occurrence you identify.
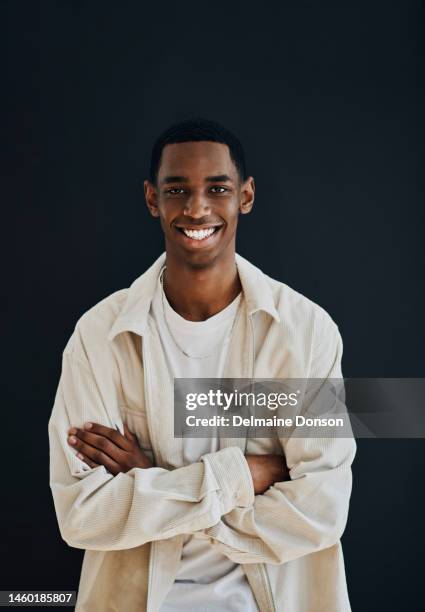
[210,186,228,193]
[166,188,185,195]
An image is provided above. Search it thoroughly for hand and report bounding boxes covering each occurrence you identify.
[67,422,153,475]
[245,454,290,495]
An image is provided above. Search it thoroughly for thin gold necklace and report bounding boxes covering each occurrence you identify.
[160,267,242,360]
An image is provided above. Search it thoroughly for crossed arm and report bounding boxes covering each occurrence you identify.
[49,318,355,562]
[66,421,289,495]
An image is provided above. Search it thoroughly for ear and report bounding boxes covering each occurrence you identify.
[239,176,255,215]
[144,179,160,217]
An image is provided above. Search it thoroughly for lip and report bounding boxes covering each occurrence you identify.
[174,224,223,230]
[173,224,223,248]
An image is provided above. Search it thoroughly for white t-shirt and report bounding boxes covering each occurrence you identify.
[152,268,259,612]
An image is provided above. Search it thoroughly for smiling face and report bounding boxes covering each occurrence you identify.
[144,141,255,269]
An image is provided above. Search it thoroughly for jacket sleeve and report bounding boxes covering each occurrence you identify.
[48,349,254,552]
[201,315,356,565]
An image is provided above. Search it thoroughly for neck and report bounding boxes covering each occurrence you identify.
[162,252,241,321]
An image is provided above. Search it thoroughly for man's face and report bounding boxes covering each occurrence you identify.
[144,141,255,268]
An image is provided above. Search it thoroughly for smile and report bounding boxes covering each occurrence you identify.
[175,225,223,243]
[183,227,215,240]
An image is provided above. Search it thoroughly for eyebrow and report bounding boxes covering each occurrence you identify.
[206,174,234,183]
[160,174,234,185]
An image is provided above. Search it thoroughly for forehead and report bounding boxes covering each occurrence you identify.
[158,141,237,179]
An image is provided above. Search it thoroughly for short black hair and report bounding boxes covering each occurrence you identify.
[149,117,247,185]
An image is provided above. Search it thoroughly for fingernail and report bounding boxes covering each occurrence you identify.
[77,453,84,460]
[68,436,76,444]
[84,422,92,429]
[68,428,77,435]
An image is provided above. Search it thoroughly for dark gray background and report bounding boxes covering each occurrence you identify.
[3,1,424,610]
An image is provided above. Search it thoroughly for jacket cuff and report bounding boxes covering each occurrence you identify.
[202,446,255,511]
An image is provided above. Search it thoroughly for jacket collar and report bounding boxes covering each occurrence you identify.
[107,251,280,341]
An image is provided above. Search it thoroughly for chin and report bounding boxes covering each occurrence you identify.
[183,250,220,269]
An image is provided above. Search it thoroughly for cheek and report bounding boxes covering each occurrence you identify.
[157,209,174,232]
[223,209,240,231]
[216,199,239,221]
[158,202,181,226]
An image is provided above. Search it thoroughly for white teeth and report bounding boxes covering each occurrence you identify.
[182,227,216,240]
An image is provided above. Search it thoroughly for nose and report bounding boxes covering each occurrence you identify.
[183,191,211,218]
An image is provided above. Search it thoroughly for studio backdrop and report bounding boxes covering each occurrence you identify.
[3,2,424,611]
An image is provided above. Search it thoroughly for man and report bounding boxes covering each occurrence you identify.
[48,118,356,611]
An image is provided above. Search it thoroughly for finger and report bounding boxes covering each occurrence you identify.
[123,422,136,440]
[76,452,99,470]
[69,435,121,475]
[81,422,132,451]
[71,429,126,463]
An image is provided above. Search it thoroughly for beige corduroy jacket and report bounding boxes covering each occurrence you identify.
[48,251,356,612]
